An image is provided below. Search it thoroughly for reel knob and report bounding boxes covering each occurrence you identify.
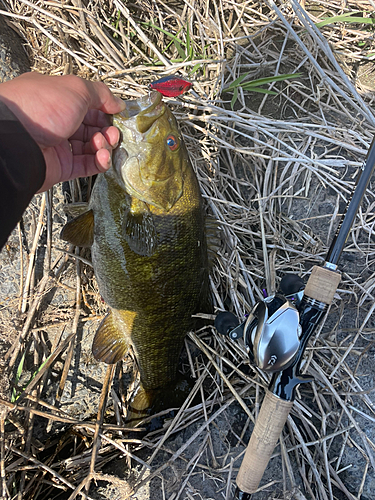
[214,311,239,336]
[280,274,305,295]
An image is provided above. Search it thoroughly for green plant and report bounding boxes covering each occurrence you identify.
[11,353,51,402]
[111,9,121,38]
[223,73,302,109]
[142,20,211,75]
[315,11,375,28]
[11,352,26,402]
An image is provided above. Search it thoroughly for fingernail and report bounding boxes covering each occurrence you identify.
[114,95,126,110]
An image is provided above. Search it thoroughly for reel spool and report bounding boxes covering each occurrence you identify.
[215,275,305,373]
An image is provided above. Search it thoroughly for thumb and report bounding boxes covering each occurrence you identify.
[87,81,126,114]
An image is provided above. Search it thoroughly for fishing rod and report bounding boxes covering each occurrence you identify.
[215,136,375,499]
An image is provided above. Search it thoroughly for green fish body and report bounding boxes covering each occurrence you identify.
[62,91,208,415]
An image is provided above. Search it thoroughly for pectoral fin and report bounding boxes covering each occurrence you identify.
[123,199,157,256]
[92,310,133,364]
[62,202,90,218]
[60,210,94,248]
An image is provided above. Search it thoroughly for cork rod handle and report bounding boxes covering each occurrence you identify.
[303,266,341,304]
[236,391,294,494]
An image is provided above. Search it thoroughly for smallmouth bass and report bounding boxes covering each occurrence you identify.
[61,91,209,419]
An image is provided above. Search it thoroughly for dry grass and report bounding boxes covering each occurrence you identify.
[1,1,375,499]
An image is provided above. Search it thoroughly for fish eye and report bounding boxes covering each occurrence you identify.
[166,134,179,151]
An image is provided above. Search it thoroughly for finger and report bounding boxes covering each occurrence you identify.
[70,155,98,179]
[70,123,103,142]
[101,126,120,148]
[90,131,111,154]
[69,140,85,156]
[82,109,112,128]
[90,127,120,153]
[70,122,120,145]
[70,135,108,156]
[86,80,126,114]
[95,149,112,172]
[69,150,111,179]
[71,127,120,156]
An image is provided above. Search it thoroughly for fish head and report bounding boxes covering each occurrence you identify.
[112,91,186,211]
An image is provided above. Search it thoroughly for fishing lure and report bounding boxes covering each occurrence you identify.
[149,75,192,97]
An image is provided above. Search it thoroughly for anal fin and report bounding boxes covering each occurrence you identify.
[60,210,94,248]
[92,309,133,364]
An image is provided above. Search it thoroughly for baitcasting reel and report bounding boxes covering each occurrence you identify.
[215,274,305,373]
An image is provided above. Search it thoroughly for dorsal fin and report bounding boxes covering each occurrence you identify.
[60,210,94,248]
[92,310,132,364]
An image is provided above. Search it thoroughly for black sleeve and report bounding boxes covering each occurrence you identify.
[0,101,46,250]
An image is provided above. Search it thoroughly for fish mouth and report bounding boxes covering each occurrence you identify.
[115,91,165,134]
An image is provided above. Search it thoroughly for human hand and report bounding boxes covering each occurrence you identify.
[0,72,126,192]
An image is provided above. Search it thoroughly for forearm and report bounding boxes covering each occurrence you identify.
[0,100,46,250]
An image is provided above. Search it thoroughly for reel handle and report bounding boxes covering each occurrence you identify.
[236,391,293,494]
